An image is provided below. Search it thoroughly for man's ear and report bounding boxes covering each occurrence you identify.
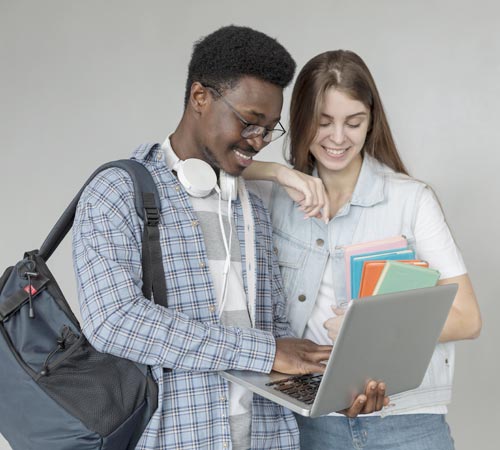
[189,82,211,114]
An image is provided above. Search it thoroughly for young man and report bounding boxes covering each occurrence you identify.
[73,26,386,450]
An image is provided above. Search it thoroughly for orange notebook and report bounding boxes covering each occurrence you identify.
[358,260,429,298]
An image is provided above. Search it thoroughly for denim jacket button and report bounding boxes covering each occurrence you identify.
[316,238,324,247]
[298,294,306,302]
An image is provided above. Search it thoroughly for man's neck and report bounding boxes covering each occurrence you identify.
[170,120,203,160]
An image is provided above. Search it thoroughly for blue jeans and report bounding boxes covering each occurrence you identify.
[295,413,455,450]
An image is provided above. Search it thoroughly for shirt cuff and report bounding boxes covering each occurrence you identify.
[231,327,276,374]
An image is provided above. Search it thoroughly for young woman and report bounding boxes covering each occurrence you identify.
[244,50,481,449]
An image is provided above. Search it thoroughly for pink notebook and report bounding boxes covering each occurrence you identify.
[343,236,408,300]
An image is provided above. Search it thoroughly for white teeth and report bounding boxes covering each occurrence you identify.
[234,149,252,160]
[325,147,347,156]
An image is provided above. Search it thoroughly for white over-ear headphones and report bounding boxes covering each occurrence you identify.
[163,135,238,200]
[173,158,217,198]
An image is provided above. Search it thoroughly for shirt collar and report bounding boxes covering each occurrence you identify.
[131,134,178,167]
[159,133,181,170]
[131,142,164,162]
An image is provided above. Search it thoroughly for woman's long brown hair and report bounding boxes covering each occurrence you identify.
[287,50,409,176]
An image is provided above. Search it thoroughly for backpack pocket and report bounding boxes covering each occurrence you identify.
[37,326,150,438]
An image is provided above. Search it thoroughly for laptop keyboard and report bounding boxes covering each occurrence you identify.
[265,374,323,405]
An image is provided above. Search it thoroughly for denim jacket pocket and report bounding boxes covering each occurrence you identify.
[272,232,307,299]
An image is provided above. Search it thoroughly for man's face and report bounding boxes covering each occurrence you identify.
[198,76,284,176]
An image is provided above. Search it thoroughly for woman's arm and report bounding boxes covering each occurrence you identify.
[243,161,330,222]
[413,187,482,342]
[323,276,482,343]
[438,274,482,342]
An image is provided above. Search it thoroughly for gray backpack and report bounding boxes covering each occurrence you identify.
[0,156,167,450]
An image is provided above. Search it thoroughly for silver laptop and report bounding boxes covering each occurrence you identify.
[220,284,457,417]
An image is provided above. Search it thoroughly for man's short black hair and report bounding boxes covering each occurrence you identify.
[184,25,296,107]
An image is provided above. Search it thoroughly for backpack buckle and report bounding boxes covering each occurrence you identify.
[144,207,160,226]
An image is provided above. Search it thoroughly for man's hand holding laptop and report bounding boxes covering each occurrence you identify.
[272,337,389,417]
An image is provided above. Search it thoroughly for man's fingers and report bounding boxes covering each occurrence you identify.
[341,394,366,417]
[302,361,327,374]
[375,383,387,411]
[303,343,332,362]
[311,344,334,352]
[307,350,332,363]
[363,381,378,412]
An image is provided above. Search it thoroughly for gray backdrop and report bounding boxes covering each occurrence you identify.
[1,1,498,449]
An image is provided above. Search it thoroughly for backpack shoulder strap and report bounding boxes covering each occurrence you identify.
[38,157,168,307]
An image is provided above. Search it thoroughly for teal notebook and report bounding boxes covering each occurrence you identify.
[350,248,415,299]
[373,261,440,295]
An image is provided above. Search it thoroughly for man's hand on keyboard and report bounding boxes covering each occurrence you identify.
[272,338,332,375]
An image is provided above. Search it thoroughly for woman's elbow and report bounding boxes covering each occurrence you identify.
[468,314,482,339]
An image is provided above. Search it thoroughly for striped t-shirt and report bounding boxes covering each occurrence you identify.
[190,192,253,450]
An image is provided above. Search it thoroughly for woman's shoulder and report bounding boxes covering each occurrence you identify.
[368,156,427,191]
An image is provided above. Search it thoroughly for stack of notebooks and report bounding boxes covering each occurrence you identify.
[343,236,440,300]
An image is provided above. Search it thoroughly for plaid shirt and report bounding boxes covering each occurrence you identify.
[72,143,299,449]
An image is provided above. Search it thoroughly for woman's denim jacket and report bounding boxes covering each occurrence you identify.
[268,155,454,415]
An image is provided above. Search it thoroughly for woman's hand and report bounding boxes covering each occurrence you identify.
[323,306,347,342]
[275,165,330,223]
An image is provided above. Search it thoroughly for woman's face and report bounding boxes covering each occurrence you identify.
[309,88,370,174]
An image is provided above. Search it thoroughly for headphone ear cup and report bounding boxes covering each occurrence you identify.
[219,170,238,201]
[177,159,217,197]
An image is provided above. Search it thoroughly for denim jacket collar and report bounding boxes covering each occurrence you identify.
[312,154,388,211]
[349,154,389,207]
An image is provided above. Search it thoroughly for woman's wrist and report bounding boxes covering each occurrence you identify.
[273,163,294,185]
[243,161,286,182]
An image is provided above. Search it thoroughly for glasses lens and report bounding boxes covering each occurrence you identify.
[241,125,266,139]
[264,129,285,143]
[241,125,285,143]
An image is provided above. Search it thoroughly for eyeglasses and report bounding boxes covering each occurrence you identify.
[204,85,286,143]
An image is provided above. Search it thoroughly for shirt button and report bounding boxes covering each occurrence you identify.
[298,294,306,302]
[220,396,226,402]
[191,220,199,227]
[223,443,228,448]
[209,305,216,313]
[157,152,163,160]
[200,261,206,268]
[273,247,278,255]
[175,186,180,192]
[316,238,324,247]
